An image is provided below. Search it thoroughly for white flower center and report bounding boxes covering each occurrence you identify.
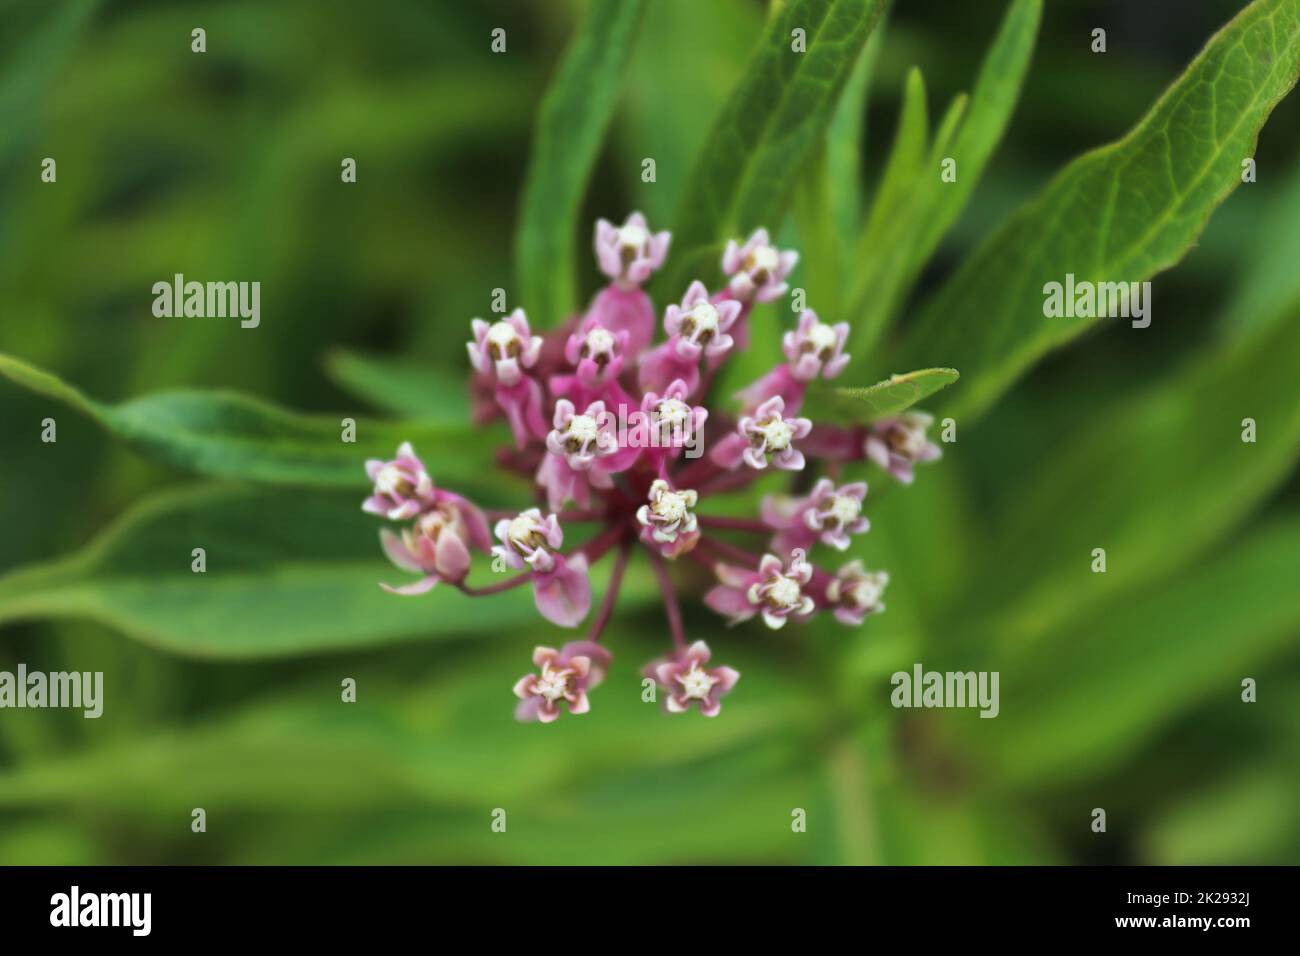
[487,321,519,350]
[619,224,648,249]
[568,414,599,444]
[536,669,569,702]
[508,515,539,547]
[896,425,926,457]
[585,327,615,354]
[750,245,780,274]
[376,463,408,496]
[656,397,691,429]
[828,494,861,526]
[655,490,689,523]
[678,665,717,700]
[687,302,720,335]
[758,417,794,451]
[807,322,838,353]
[766,574,802,608]
[852,578,883,608]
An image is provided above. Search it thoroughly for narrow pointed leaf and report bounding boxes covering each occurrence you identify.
[659,0,887,296]
[891,0,1300,419]
[0,352,501,488]
[846,0,1039,354]
[0,487,655,658]
[324,349,469,421]
[819,367,959,420]
[515,0,646,329]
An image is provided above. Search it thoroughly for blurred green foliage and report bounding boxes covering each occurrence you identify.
[0,0,1298,865]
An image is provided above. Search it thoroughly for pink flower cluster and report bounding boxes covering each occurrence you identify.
[363,213,943,722]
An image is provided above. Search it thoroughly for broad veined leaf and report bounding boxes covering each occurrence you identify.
[809,366,959,421]
[515,0,646,329]
[658,0,887,297]
[0,351,504,489]
[969,517,1300,788]
[323,349,469,422]
[845,0,1040,355]
[0,486,657,658]
[891,0,1300,419]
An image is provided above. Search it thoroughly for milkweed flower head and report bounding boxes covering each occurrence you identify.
[362,210,944,722]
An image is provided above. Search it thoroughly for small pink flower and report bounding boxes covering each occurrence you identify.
[363,441,436,520]
[713,395,812,471]
[594,211,670,284]
[378,493,492,596]
[663,281,740,361]
[563,319,628,386]
[639,283,741,395]
[514,641,612,723]
[864,410,942,485]
[825,561,888,626]
[545,399,619,471]
[636,479,699,558]
[705,551,815,629]
[644,640,739,717]
[721,229,798,303]
[492,508,564,573]
[763,478,869,553]
[782,310,849,382]
[467,309,543,387]
[493,509,592,627]
[632,379,708,472]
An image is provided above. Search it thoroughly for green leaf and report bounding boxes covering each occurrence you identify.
[891,0,1300,419]
[972,517,1300,788]
[846,0,1039,353]
[858,67,930,256]
[0,351,501,489]
[973,302,1300,647]
[0,486,654,658]
[515,0,646,329]
[323,349,468,422]
[659,0,887,296]
[0,632,814,863]
[0,0,97,168]
[818,367,959,419]
[791,145,843,315]
[1145,766,1300,864]
[826,5,888,259]
[905,0,1040,274]
[1221,151,1300,336]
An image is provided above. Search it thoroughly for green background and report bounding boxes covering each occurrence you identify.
[0,0,1297,864]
